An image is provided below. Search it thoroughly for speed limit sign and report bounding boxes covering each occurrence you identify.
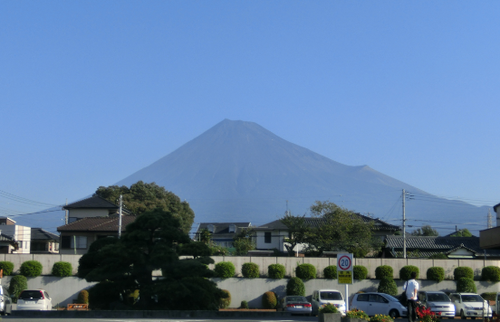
[337,253,353,284]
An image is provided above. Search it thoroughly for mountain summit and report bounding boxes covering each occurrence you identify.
[116,119,485,232]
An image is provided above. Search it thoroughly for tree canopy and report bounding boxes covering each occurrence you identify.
[95,181,194,233]
[450,228,473,237]
[77,208,225,310]
[411,225,439,236]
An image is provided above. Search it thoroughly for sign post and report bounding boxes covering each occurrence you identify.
[337,253,353,312]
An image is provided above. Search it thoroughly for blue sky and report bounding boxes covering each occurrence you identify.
[1,1,499,225]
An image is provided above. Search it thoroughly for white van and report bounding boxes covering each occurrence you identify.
[311,289,346,315]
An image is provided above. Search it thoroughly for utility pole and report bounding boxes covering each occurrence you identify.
[65,199,68,225]
[118,195,123,238]
[402,189,406,259]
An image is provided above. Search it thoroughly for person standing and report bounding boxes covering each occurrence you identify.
[405,271,419,322]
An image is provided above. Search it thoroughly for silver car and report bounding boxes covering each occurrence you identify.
[418,291,455,319]
[277,296,312,315]
[449,293,492,319]
[16,289,52,311]
[351,292,408,318]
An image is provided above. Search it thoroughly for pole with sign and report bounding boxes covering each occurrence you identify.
[337,253,353,312]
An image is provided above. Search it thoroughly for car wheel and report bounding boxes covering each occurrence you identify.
[389,309,399,319]
[460,310,466,319]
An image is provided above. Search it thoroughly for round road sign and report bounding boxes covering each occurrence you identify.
[338,255,352,271]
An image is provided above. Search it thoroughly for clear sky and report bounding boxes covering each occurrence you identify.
[1,1,499,225]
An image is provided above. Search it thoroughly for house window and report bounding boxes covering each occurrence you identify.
[18,241,23,249]
[264,232,271,243]
[61,236,88,249]
[31,242,47,251]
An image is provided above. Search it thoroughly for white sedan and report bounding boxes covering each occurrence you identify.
[449,293,492,319]
[351,292,408,318]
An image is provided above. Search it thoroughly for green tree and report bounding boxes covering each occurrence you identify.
[280,213,310,256]
[232,229,255,255]
[77,208,225,310]
[306,201,376,257]
[411,225,439,236]
[450,229,473,237]
[199,228,211,244]
[95,181,194,233]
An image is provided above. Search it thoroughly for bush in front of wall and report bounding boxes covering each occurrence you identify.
[427,267,445,283]
[241,262,259,278]
[481,293,497,301]
[400,265,419,280]
[214,261,235,278]
[0,261,14,276]
[268,264,286,279]
[286,277,305,296]
[240,300,249,309]
[354,265,368,280]
[295,263,316,280]
[456,277,477,293]
[20,260,43,277]
[52,261,73,277]
[375,265,393,280]
[262,291,278,309]
[377,277,398,296]
[77,289,89,304]
[324,265,338,279]
[454,267,474,281]
[8,275,27,303]
[219,289,231,309]
[481,266,500,282]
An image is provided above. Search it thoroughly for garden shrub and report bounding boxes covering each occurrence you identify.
[219,289,231,309]
[427,267,445,282]
[20,260,43,277]
[241,262,259,278]
[268,264,286,279]
[320,304,339,314]
[295,263,316,280]
[240,300,249,309]
[456,277,477,293]
[262,291,277,309]
[214,261,235,278]
[324,265,337,279]
[454,267,474,281]
[428,253,447,259]
[8,275,27,303]
[481,266,500,282]
[377,277,398,296]
[77,289,89,304]
[375,265,393,279]
[400,265,419,280]
[481,292,497,301]
[88,281,121,310]
[0,261,14,276]
[52,261,73,277]
[286,277,305,296]
[354,265,368,280]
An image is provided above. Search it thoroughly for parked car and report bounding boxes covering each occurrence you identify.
[0,286,12,315]
[311,289,346,316]
[351,292,408,318]
[418,291,455,319]
[449,293,492,319]
[16,289,52,311]
[277,295,312,315]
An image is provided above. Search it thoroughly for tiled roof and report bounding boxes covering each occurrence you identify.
[57,215,136,232]
[63,195,119,210]
[31,228,59,241]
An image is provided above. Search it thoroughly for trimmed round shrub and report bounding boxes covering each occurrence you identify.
[295,263,316,280]
[262,291,277,309]
[242,262,259,278]
[454,267,474,281]
[219,289,231,309]
[240,300,249,309]
[214,262,235,278]
[377,277,398,296]
[456,277,477,293]
[77,289,89,304]
[52,261,73,277]
[375,265,393,279]
[20,260,43,277]
[8,275,27,303]
[324,265,338,279]
[481,292,497,301]
[354,265,368,280]
[0,261,14,276]
[88,281,121,310]
[481,266,500,282]
[427,267,445,282]
[400,265,419,280]
[268,264,286,279]
[286,277,305,296]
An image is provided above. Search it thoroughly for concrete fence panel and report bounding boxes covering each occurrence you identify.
[249,257,276,277]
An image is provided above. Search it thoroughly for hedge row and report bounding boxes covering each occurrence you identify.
[0,260,73,277]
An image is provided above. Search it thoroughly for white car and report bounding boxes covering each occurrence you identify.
[311,289,346,315]
[450,293,492,319]
[351,292,408,318]
[418,291,456,319]
[16,289,52,311]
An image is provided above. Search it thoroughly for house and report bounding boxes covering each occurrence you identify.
[0,217,31,254]
[57,195,135,254]
[253,214,400,254]
[384,235,500,259]
[194,222,252,248]
[480,202,500,249]
[30,228,59,254]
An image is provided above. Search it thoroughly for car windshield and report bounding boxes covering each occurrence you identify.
[383,294,399,302]
[321,292,342,300]
[428,293,450,302]
[462,295,483,302]
[19,291,43,299]
[287,296,307,302]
